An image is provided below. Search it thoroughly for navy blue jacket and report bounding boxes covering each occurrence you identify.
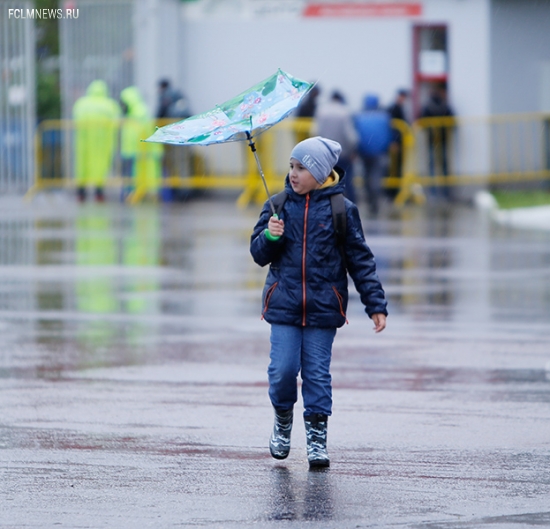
[250,170,388,328]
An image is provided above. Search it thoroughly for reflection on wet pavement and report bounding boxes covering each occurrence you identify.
[1,196,550,527]
[268,466,334,522]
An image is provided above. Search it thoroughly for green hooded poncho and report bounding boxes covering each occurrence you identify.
[120,86,162,195]
[73,80,120,187]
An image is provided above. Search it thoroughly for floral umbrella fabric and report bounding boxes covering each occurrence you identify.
[144,69,313,146]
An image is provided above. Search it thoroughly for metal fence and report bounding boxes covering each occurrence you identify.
[59,0,133,186]
[413,114,550,180]
[392,113,550,205]
[0,0,35,193]
[30,113,550,206]
[59,0,133,119]
[31,117,257,203]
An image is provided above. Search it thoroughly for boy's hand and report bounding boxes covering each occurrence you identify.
[371,313,386,333]
[268,216,285,238]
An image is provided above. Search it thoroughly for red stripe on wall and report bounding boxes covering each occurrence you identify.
[303,3,422,18]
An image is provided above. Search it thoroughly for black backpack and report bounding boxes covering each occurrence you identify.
[271,191,347,267]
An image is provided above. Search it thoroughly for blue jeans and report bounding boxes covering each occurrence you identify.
[268,324,337,417]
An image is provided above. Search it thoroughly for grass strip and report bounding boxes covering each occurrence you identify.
[491,190,550,209]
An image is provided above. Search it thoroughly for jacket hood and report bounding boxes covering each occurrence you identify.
[120,86,144,107]
[363,94,379,111]
[86,80,109,98]
[320,168,339,189]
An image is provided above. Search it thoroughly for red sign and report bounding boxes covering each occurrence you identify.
[304,3,422,17]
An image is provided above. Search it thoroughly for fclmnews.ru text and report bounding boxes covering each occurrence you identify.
[8,8,79,19]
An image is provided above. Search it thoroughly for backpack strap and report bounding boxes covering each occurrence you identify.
[271,191,288,216]
[330,193,347,269]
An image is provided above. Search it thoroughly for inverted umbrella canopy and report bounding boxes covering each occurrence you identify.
[144,69,314,146]
[144,70,314,217]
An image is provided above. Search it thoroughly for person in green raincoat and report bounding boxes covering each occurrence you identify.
[73,80,120,202]
[119,86,162,201]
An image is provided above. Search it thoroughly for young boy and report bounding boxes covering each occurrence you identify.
[250,136,387,468]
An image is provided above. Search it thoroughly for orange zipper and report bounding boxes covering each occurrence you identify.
[302,194,310,326]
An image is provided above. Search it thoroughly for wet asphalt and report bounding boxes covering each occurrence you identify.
[1,192,550,528]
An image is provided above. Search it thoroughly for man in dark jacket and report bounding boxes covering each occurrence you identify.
[250,137,387,469]
[294,84,320,143]
[388,89,409,124]
[156,79,191,119]
[421,86,455,199]
[386,89,410,199]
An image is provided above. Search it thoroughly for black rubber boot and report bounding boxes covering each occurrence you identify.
[95,187,105,202]
[304,414,329,468]
[269,408,293,460]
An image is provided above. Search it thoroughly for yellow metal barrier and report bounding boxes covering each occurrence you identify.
[28,114,550,206]
[29,118,297,206]
[388,118,425,206]
[237,117,313,208]
[29,118,133,200]
[405,113,550,203]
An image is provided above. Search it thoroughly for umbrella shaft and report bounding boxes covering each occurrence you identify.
[253,150,276,215]
[247,134,276,215]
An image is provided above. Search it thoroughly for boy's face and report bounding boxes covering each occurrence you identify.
[289,158,321,195]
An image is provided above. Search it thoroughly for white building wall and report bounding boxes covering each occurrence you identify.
[177,0,492,177]
[423,0,491,119]
[178,0,491,118]
[179,15,411,115]
[490,0,550,114]
[423,0,491,178]
[134,0,183,114]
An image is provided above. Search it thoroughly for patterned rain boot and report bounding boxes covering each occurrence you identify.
[304,414,330,468]
[269,408,293,460]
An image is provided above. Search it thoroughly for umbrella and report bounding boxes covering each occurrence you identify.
[144,69,314,215]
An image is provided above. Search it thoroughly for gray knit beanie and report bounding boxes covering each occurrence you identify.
[290,136,342,184]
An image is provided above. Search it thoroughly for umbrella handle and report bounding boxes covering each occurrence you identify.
[264,213,281,241]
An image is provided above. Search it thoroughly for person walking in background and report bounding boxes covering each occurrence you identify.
[294,84,320,143]
[156,79,192,201]
[73,80,120,202]
[296,84,320,119]
[120,86,163,201]
[354,94,392,216]
[156,78,191,120]
[421,85,455,200]
[386,89,410,199]
[250,136,387,468]
[315,90,358,202]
